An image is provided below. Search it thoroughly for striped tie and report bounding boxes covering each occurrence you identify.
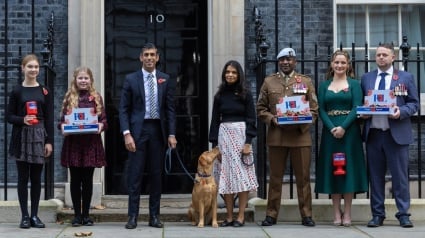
[147,73,159,118]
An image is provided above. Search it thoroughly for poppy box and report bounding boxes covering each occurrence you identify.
[356,90,396,115]
[63,108,99,134]
[276,95,313,124]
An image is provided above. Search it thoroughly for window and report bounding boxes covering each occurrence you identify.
[334,1,425,96]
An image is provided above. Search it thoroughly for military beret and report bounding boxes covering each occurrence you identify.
[276,48,296,59]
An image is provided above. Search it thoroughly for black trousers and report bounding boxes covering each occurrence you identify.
[16,161,43,218]
[127,120,165,217]
[69,167,95,217]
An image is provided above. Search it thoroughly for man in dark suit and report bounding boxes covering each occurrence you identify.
[119,42,177,229]
[360,43,419,228]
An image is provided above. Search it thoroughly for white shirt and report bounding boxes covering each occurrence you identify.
[370,67,393,130]
[142,68,159,119]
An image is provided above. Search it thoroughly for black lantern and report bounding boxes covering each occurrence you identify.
[259,41,269,59]
[399,35,410,59]
[40,39,50,65]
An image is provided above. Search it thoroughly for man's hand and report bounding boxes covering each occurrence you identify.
[389,106,400,119]
[124,133,136,152]
[168,136,177,149]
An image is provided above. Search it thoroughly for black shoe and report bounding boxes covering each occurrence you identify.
[71,216,82,227]
[20,216,31,229]
[148,216,163,228]
[30,216,45,228]
[302,217,315,227]
[367,216,385,227]
[219,219,234,227]
[82,217,94,226]
[233,220,245,227]
[261,216,277,226]
[396,214,413,228]
[125,216,137,229]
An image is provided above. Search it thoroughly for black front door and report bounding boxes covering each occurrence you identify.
[104,0,208,194]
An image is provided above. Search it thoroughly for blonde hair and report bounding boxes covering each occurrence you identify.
[325,50,355,79]
[60,66,103,116]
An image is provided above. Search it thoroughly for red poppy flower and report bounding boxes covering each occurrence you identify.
[89,95,94,101]
[158,78,166,84]
[278,97,284,104]
[295,76,302,83]
[392,74,398,81]
[42,88,48,95]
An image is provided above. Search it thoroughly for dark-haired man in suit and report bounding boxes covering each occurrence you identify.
[360,43,419,228]
[119,42,177,229]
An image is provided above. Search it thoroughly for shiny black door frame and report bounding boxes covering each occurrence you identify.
[104,0,208,194]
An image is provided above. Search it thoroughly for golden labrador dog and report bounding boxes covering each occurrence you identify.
[188,147,220,228]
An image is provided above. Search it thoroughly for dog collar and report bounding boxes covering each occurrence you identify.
[197,172,211,178]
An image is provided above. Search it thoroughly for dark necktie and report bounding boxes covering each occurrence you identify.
[147,73,159,118]
[378,72,387,90]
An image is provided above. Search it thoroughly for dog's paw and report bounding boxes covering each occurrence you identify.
[197,223,205,228]
[212,222,219,228]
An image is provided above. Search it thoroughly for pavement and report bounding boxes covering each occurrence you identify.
[1,220,425,238]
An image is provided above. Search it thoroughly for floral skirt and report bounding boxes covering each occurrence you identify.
[214,122,258,194]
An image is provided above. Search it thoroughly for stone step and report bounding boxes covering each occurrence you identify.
[57,207,255,223]
[57,194,254,223]
[0,199,60,223]
[3,197,425,224]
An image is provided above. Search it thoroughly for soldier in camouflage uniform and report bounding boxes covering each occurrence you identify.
[257,48,318,227]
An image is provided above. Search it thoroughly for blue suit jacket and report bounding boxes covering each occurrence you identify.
[119,69,176,143]
[360,69,419,145]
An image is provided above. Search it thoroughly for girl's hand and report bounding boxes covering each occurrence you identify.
[44,143,52,157]
[97,123,104,134]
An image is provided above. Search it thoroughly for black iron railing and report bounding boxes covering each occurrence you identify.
[253,6,424,200]
[1,1,56,200]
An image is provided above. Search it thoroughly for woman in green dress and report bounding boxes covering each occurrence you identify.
[315,50,368,226]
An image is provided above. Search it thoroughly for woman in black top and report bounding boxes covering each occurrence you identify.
[7,54,53,228]
[209,60,258,227]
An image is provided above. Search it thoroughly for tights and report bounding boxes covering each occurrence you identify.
[69,167,95,218]
[16,161,44,218]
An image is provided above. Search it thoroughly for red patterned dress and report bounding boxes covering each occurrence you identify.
[59,91,107,168]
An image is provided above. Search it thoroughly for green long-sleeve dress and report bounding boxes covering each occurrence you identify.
[315,78,368,194]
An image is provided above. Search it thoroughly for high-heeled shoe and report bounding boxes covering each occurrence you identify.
[333,212,342,226]
[342,214,351,227]
[333,220,342,226]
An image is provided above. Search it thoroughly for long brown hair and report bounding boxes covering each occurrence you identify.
[325,50,355,79]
